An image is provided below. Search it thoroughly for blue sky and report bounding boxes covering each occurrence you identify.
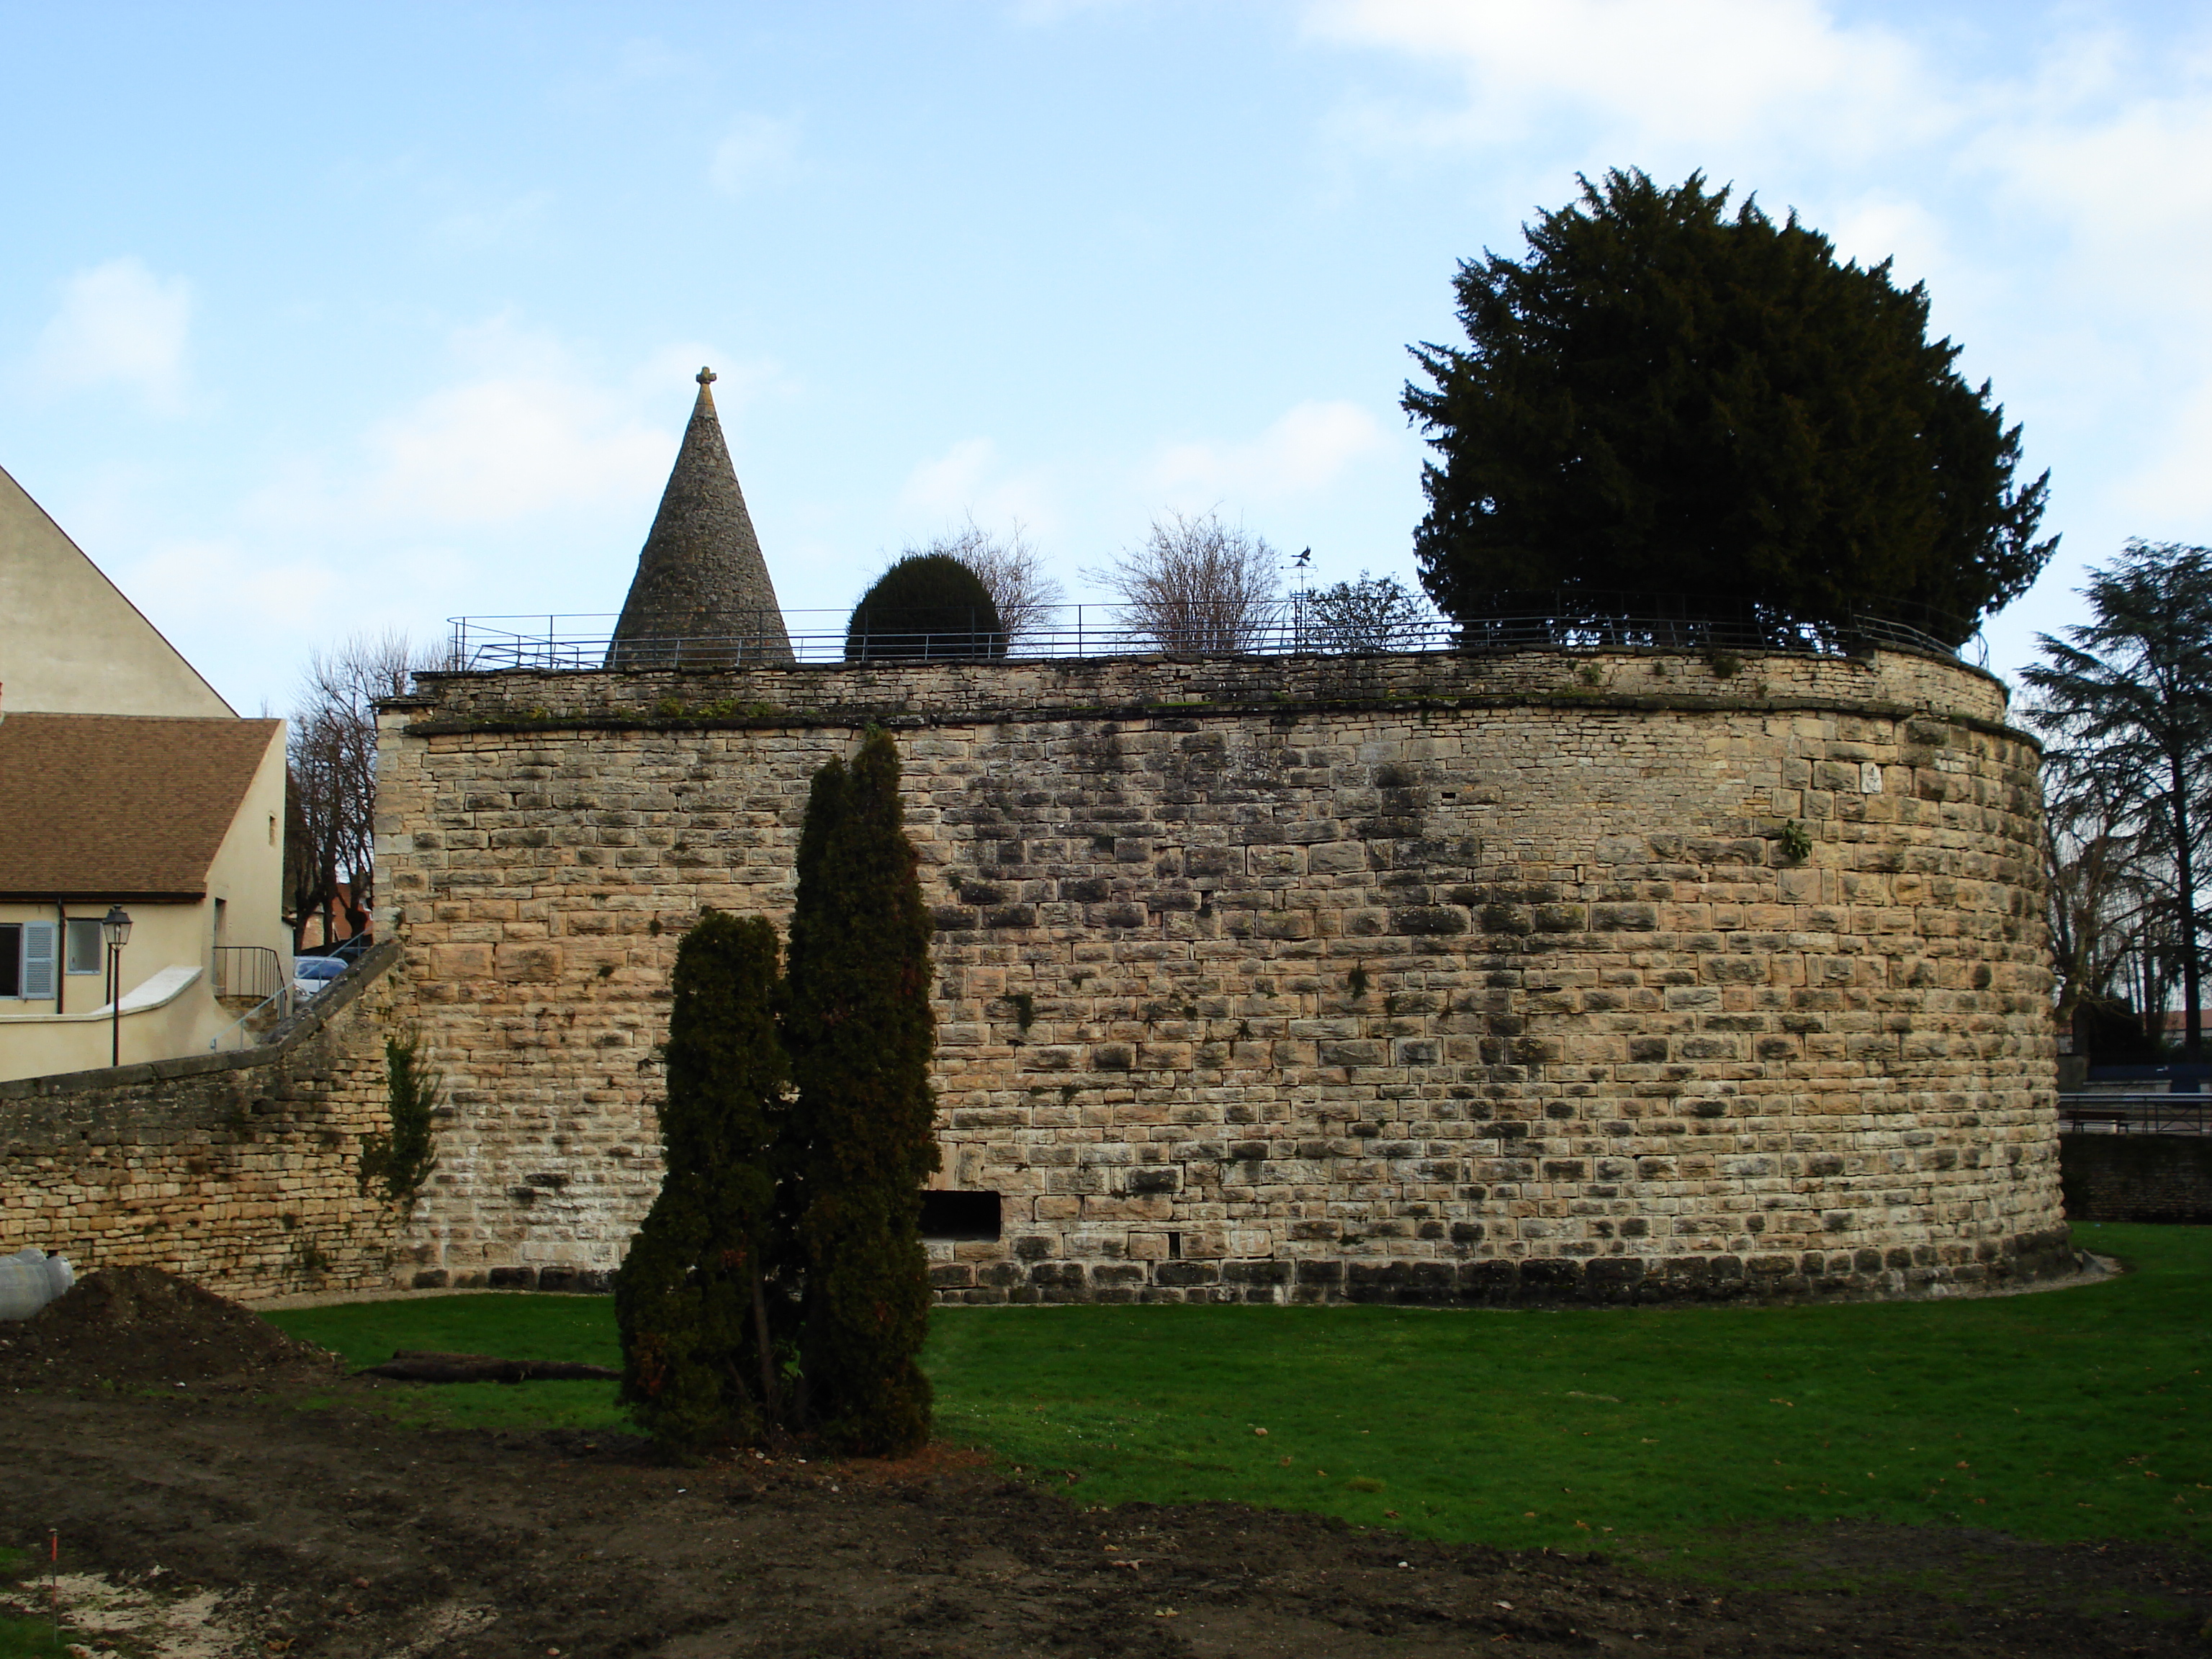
[4,1,2208,716]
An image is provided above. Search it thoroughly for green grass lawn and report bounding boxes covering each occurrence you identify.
[0,1550,73,1659]
[264,1224,2211,1556]
[0,1617,73,1659]
[264,1291,626,1434]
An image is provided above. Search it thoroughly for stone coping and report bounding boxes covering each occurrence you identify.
[400,688,2036,747]
[390,647,2031,749]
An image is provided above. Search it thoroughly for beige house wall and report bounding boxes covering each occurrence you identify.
[0,957,210,1081]
[0,724,287,1081]
[0,462,231,717]
[197,719,291,960]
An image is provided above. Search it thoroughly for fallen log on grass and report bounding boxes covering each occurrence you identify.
[360,1349,621,1384]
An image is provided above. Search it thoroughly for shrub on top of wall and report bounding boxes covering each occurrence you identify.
[844,554,1007,662]
[783,728,941,1456]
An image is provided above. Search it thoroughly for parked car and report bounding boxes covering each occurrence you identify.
[297,934,374,964]
[292,956,349,1000]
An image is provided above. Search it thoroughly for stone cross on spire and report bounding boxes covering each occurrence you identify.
[606,368,793,669]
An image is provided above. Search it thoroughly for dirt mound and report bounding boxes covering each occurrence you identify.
[0,1266,343,1390]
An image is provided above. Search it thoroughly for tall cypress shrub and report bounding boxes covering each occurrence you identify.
[616,911,788,1454]
[784,729,940,1455]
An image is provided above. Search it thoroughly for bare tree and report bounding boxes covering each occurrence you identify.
[2036,734,2160,1049]
[1094,511,1280,654]
[288,631,432,951]
[914,517,1064,643]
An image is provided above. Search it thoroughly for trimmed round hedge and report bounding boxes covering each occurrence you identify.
[845,554,1007,662]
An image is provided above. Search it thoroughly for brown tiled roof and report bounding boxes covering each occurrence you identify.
[0,713,280,902]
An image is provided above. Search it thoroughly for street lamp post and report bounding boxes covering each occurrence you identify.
[101,906,132,1068]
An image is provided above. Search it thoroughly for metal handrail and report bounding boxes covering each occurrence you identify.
[2057,1092,2212,1134]
[444,593,1977,675]
[212,944,284,1002]
[207,981,292,1053]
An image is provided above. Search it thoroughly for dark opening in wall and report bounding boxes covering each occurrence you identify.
[920,1190,1002,1241]
[1166,1231,1182,1259]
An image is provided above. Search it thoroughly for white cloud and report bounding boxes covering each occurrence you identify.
[246,322,724,536]
[121,536,344,641]
[361,378,671,524]
[1004,0,1141,24]
[1148,400,1387,508]
[2113,371,2212,527]
[902,438,996,512]
[1306,0,2212,327]
[626,342,785,414]
[32,257,194,415]
[158,327,768,709]
[548,36,712,114]
[433,189,555,251]
[897,436,1060,535]
[1821,194,1949,286]
[1968,85,2212,311]
[1307,0,1942,161]
[614,36,693,83]
[1303,0,2212,673]
[709,114,800,197]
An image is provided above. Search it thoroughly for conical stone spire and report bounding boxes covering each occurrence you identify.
[606,369,793,668]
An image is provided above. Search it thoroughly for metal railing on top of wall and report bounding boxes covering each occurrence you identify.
[2059,1094,2212,1135]
[444,593,1980,675]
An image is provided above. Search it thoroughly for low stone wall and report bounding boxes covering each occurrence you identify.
[0,945,410,1300]
[2060,1133,2212,1225]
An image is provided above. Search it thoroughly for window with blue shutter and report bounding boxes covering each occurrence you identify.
[21,922,55,1000]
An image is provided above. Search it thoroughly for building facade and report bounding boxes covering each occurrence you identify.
[0,462,289,1081]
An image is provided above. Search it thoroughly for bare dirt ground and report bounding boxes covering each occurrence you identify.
[2,1272,2208,1658]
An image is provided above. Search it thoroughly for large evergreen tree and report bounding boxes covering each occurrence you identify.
[2023,541,2212,1060]
[616,911,789,1454]
[1403,169,2055,645]
[783,728,940,1456]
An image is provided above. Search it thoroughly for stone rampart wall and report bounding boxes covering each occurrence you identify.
[0,946,410,1300]
[2059,1133,2212,1224]
[374,646,2072,1303]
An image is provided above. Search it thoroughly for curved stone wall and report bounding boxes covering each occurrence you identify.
[374,645,2069,1303]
